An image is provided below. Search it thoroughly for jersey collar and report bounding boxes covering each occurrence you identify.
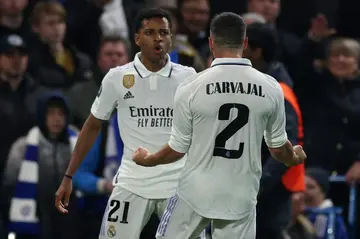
[210,58,252,67]
[133,52,173,78]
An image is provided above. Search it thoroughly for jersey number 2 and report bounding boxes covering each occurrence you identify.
[213,103,249,159]
[107,200,130,223]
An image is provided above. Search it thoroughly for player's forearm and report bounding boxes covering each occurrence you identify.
[65,115,102,176]
[145,144,185,166]
[268,140,299,166]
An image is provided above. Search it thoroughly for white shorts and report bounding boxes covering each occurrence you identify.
[156,195,256,239]
[98,186,169,239]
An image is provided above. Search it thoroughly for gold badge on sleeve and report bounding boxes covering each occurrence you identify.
[123,74,135,89]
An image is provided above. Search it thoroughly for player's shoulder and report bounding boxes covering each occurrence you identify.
[170,62,196,75]
[178,67,211,90]
[108,62,134,75]
[103,62,135,82]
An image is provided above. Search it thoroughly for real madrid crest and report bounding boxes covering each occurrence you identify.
[123,74,135,89]
[107,224,116,238]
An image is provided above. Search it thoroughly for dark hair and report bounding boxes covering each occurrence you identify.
[133,8,172,34]
[210,12,246,49]
[246,23,279,62]
[99,35,131,55]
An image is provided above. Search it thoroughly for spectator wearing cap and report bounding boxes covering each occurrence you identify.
[304,168,348,239]
[0,34,46,185]
[27,1,94,89]
[0,0,31,41]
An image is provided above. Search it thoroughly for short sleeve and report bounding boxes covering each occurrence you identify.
[264,85,288,148]
[91,70,118,120]
[168,83,193,153]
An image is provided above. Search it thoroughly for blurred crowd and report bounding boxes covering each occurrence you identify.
[1,0,360,238]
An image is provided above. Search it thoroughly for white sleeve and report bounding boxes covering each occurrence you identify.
[168,84,193,153]
[264,85,288,148]
[90,70,118,120]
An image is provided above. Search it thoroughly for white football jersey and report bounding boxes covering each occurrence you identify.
[168,58,288,220]
[91,53,196,199]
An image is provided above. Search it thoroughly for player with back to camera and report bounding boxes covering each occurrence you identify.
[54,8,203,239]
[132,12,307,239]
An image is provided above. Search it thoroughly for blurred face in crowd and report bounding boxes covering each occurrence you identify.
[0,0,28,16]
[33,14,66,44]
[304,176,325,208]
[0,49,28,79]
[98,41,129,73]
[248,0,280,24]
[181,0,210,33]
[327,40,359,79]
[46,106,66,137]
[291,192,305,219]
[135,17,172,62]
[243,45,262,63]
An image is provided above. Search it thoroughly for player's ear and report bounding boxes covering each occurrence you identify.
[208,36,213,52]
[243,37,248,50]
[135,33,140,47]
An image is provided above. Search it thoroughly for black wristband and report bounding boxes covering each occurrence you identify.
[64,174,73,180]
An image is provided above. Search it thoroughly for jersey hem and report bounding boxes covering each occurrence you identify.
[177,193,255,220]
[115,183,176,199]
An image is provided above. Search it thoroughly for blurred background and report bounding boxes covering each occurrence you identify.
[1,0,360,239]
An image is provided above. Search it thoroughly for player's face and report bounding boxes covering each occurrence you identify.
[135,17,172,62]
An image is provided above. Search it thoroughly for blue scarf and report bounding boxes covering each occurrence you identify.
[8,127,78,235]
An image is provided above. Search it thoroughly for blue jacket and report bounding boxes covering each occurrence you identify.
[73,134,103,194]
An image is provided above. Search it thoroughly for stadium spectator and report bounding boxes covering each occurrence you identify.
[246,0,335,78]
[286,192,315,239]
[1,91,81,239]
[178,0,210,56]
[164,7,206,72]
[297,37,360,180]
[67,35,131,127]
[304,168,348,239]
[64,0,129,62]
[0,0,30,40]
[0,34,46,185]
[27,1,94,89]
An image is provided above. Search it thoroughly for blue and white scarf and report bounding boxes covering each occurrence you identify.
[8,127,78,235]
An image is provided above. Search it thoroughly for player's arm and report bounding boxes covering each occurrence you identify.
[55,70,118,213]
[133,83,193,167]
[265,85,306,166]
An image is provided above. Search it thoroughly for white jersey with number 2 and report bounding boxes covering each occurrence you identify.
[168,58,288,220]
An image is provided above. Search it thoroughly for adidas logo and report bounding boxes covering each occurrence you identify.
[124,91,134,99]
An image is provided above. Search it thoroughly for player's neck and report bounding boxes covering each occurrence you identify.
[139,54,168,72]
[214,50,242,59]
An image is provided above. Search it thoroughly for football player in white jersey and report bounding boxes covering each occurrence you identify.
[54,8,200,239]
[132,12,307,239]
